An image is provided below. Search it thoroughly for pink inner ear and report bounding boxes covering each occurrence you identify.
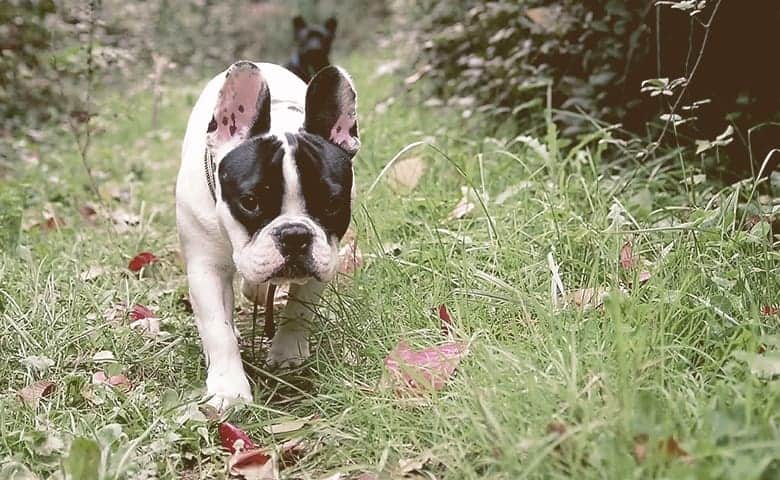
[209,64,265,150]
[330,111,359,152]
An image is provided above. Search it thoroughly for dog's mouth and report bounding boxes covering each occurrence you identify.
[269,259,318,284]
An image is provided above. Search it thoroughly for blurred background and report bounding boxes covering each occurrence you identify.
[2,0,778,178]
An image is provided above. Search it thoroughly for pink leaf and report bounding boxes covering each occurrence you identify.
[619,242,638,270]
[228,448,275,480]
[128,252,157,272]
[384,341,467,393]
[219,422,256,454]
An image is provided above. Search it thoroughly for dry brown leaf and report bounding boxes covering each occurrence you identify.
[662,437,692,464]
[338,238,363,276]
[18,380,56,407]
[398,451,434,475]
[564,287,612,310]
[129,317,161,336]
[447,186,476,220]
[262,415,314,435]
[525,6,557,31]
[80,266,106,282]
[79,203,98,224]
[388,156,426,191]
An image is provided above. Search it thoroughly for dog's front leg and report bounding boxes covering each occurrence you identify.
[266,280,325,369]
[187,259,252,409]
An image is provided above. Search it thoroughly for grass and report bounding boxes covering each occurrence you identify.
[1,49,779,480]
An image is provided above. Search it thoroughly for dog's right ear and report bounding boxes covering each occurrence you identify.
[207,62,271,157]
[292,15,307,34]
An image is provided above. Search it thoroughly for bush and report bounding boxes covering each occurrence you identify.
[415,0,780,174]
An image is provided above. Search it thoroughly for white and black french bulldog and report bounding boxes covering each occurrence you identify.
[175,61,359,409]
[285,15,337,83]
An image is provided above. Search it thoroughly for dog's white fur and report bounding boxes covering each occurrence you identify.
[176,63,336,409]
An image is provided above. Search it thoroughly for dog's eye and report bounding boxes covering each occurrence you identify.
[239,194,260,212]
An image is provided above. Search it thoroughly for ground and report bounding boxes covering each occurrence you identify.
[0,51,779,479]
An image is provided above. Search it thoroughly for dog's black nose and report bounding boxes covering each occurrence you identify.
[276,224,313,256]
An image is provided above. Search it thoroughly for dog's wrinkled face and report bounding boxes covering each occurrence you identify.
[207,62,359,285]
[292,16,337,73]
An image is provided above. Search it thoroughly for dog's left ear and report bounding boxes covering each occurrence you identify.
[304,65,359,155]
[324,17,337,35]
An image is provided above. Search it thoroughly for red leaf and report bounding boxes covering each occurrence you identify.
[128,252,157,272]
[129,304,154,321]
[384,341,467,393]
[438,304,455,337]
[761,305,780,316]
[619,242,638,270]
[219,422,256,453]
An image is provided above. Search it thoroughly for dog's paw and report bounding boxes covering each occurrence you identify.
[205,372,252,411]
[266,333,309,370]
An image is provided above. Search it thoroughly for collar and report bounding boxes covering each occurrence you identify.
[204,148,216,203]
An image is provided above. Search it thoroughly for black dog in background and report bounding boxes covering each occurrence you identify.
[285,16,337,83]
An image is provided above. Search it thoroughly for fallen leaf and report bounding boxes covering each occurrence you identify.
[219,422,256,454]
[129,304,154,320]
[28,212,66,232]
[447,186,476,220]
[388,156,426,191]
[129,316,160,336]
[128,251,157,272]
[79,203,98,224]
[99,182,131,203]
[638,270,652,284]
[263,415,314,435]
[229,449,276,480]
[354,474,379,480]
[338,238,363,276]
[80,266,106,282]
[546,422,567,436]
[525,6,556,31]
[92,350,116,362]
[735,351,780,378]
[662,437,692,464]
[564,287,611,310]
[761,304,780,316]
[384,341,467,394]
[398,451,434,475]
[633,433,649,463]
[619,242,638,270]
[92,372,132,391]
[18,380,56,407]
[20,355,54,373]
[438,304,455,337]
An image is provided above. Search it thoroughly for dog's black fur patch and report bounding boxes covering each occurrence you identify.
[218,136,285,236]
[218,131,353,242]
[286,16,337,83]
[286,132,353,240]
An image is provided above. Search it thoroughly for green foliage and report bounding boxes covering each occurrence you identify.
[415,1,654,134]
[0,0,58,124]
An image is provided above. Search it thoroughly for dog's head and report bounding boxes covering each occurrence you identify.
[207,62,359,285]
[292,15,337,74]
